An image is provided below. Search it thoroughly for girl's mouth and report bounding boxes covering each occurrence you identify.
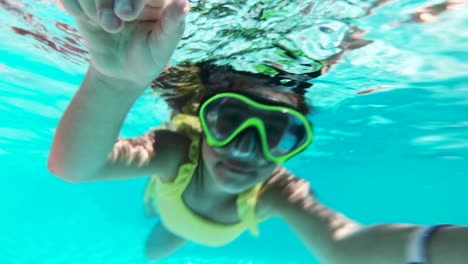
[221,159,256,174]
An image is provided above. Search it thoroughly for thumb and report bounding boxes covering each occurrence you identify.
[160,0,189,33]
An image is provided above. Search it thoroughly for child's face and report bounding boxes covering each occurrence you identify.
[201,136,278,193]
[197,90,311,193]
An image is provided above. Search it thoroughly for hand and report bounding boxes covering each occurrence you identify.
[259,168,317,217]
[60,0,189,88]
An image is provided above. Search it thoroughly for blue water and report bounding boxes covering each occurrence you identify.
[1,0,468,263]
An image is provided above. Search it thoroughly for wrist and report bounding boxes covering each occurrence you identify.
[261,194,297,219]
[81,67,148,104]
[274,195,320,219]
[273,199,298,218]
[87,65,151,93]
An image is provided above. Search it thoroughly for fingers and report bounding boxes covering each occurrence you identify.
[138,4,165,20]
[78,0,98,20]
[62,0,99,28]
[145,0,188,53]
[115,0,145,21]
[94,0,149,32]
[63,0,188,34]
[95,0,124,32]
[146,0,169,8]
[159,0,189,32]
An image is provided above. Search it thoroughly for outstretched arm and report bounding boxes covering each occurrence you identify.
[259,168,468,264]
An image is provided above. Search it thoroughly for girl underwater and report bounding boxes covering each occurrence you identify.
[49,0,468,263]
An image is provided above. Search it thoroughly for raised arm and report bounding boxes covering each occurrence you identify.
[259,168,468,264]
[48,0,189,182]
[48,68,141,182]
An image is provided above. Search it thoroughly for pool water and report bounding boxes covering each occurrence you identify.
[1,0,467,263]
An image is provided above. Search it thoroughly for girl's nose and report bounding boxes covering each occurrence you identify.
[229,128,261,159]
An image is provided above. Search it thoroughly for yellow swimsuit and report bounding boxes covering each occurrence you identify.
[144,114,266,247]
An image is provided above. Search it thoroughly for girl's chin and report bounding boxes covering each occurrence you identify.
[213,164,256,193]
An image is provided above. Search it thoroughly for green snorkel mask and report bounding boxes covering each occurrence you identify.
[199,92,313,164]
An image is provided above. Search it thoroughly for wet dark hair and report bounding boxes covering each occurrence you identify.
[198,87,305,116]
[151,60,319,116]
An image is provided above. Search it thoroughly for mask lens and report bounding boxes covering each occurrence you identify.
[265,113,308,156]
[202,97,249,141]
